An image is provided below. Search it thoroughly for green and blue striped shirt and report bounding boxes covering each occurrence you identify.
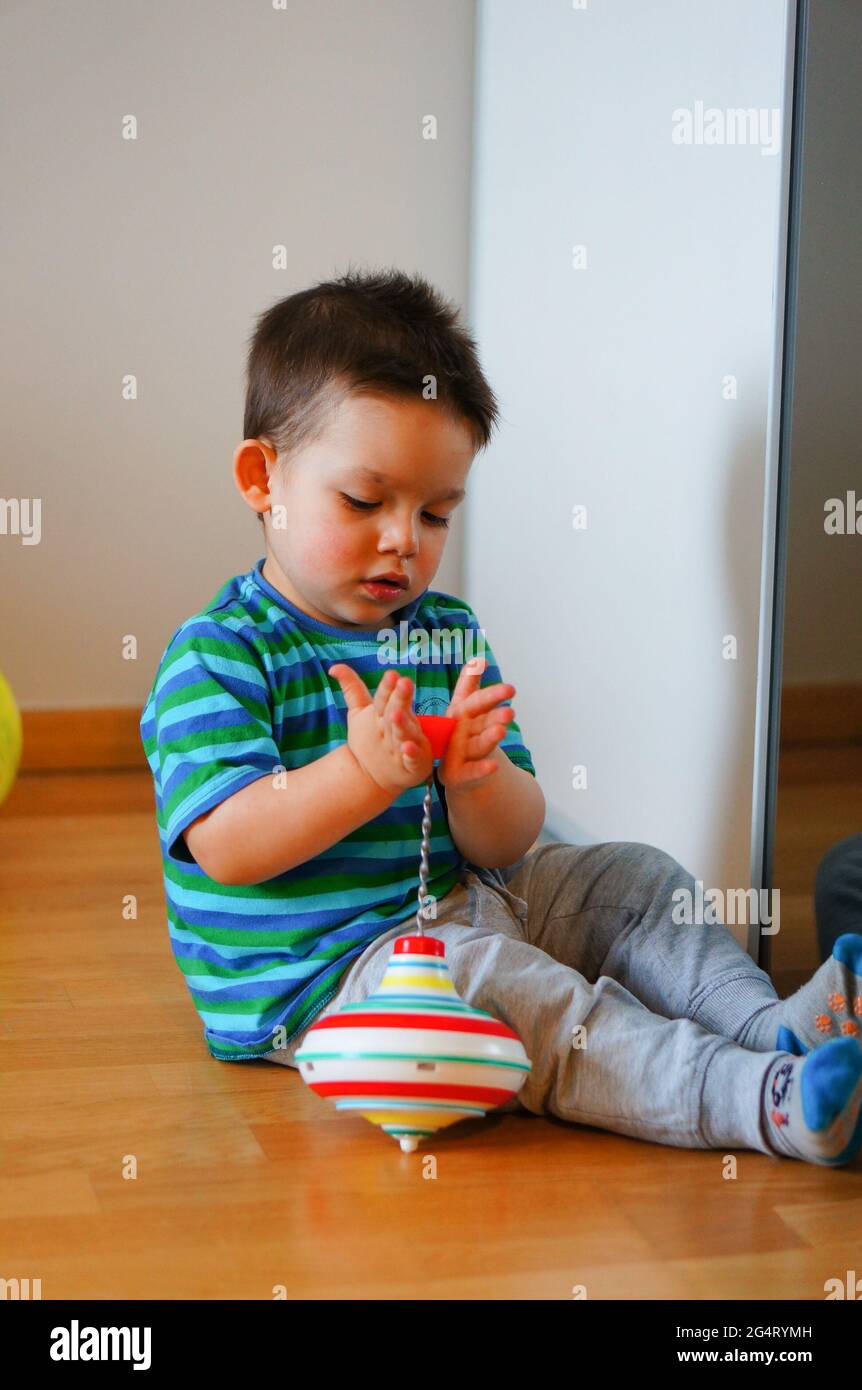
[139,558,535,1061]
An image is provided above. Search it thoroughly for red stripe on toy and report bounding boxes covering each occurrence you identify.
[312,1012,519,1038]
[310,1080,513,1102]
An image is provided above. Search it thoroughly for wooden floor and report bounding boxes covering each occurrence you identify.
[1,765,860,1301]
[771,743,862,995]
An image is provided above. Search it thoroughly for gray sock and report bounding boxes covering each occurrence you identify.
[699,1040,782,1155]
[736,932,862,1055]
[760,1039,862,1166]
[700,1037,862,1165]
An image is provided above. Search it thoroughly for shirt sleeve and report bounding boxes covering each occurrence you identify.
[148,618,282,866]
[434,595,536,778]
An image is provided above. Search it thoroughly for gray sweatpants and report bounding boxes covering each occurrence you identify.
[265,841,788,1154]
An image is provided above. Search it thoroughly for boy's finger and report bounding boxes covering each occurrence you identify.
[486,705,515,725]
[380,675,411,706]
[388,699,422,741]
[387,675,415,717]
[477,722,509,754]
[373,669,399,714]
[458,681,516,717]
[451,656,486,704]
[328,663,372,710]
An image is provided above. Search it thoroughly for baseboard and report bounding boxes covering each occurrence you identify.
[780,682,862,747]
[16,682,861,775]
[20,708,147,772]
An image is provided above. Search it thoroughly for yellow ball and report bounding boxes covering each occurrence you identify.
[0,670,22,806]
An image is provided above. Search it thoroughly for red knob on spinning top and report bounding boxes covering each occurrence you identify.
[415,714,456,761]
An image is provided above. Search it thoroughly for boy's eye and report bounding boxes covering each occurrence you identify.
[339,493,450,528]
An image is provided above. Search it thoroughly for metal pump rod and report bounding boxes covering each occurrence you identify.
[414,772,435,935]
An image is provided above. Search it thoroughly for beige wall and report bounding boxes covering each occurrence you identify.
[0,0,475,709]
[780,0,862,686]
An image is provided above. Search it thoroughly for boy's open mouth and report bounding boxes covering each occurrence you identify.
[362,577,408,599]
[365,573,408,587]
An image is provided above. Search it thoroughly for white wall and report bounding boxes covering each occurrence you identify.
[467,0,791,897]
[0,0,475,708]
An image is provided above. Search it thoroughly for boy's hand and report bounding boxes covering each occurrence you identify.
[328,663,434,795]
[437,657,516,793]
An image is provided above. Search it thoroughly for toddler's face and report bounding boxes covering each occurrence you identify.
[239,392,476,631]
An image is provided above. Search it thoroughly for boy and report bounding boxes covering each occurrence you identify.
[140,268,862,1165]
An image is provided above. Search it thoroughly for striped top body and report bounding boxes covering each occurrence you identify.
[139,557,536,1062]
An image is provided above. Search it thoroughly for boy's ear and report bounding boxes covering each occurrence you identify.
[233,439,276,516]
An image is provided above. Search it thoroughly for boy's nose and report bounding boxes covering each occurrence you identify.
[380,525,418,558]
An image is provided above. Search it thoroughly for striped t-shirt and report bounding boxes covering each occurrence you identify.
[139,557,535,1062]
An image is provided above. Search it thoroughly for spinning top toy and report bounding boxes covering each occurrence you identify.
[294,711,532,1151]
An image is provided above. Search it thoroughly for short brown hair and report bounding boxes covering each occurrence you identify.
[242,266,499,521]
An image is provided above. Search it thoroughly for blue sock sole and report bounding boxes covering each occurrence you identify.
[776,1023,808,1056]
[833,932,862,971]
[801,1038,862,1166]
